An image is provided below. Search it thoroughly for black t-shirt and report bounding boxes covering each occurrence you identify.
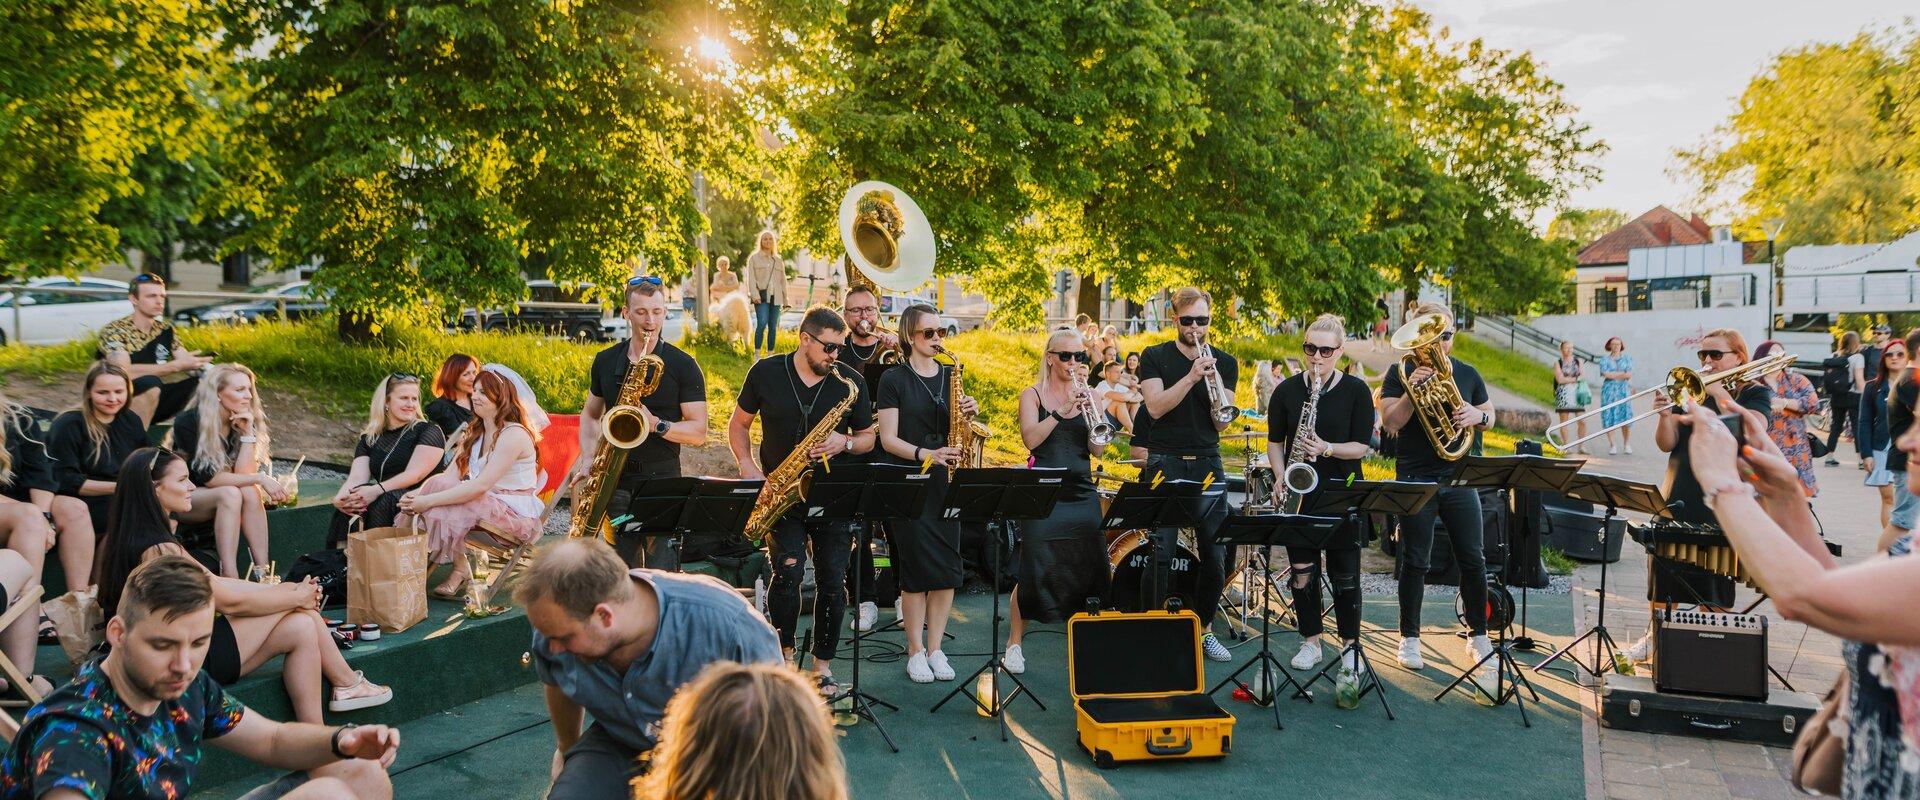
[47,409,147,494]
[1136,340,1239,455]
[1130,401,1156,451]
[1380,356,1490,477]
[1863,344,1884,384]
[590,340,706,463]
[735,355,874,472]
[874,363,952,464]
[832,343,893,464]
[1,410,55,499]
[424,397,472,438]
[356,421,448,484]
[165,407,242,486]
[1267,372,1375,485]
[1889,380,1918,472]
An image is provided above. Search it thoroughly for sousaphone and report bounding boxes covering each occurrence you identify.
[838,181,936,293]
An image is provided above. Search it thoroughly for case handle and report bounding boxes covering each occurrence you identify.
[1685,717,1735,731]
[1146,737,1194,756]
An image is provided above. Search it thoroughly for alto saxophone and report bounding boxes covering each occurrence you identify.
[567,332,665,542]
[934,344,992,477]
[743,369,859,544]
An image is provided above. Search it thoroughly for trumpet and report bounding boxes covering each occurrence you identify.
[1074,365,1116,447]
[1197,332,1240,425]
[1544,350,1798,451]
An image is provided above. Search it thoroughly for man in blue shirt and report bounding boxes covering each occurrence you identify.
[516,538,782,799]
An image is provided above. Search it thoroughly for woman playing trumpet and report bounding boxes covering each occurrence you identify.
[1002,329,1111,674]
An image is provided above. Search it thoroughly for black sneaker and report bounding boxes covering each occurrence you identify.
[1824,457,1840,466]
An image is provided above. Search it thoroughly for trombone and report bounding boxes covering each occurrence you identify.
[1544,350,1798,451]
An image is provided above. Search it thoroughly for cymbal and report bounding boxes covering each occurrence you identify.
[1225,430,1266,441]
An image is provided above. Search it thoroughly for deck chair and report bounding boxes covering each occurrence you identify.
[0,585,46,708]
[0,705,18,744]
[466,479,562,606]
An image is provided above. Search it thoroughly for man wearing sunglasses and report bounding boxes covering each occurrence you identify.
[837,283,901,633]
[1136,287,1240,662]
[728,306,877,695]
[1377,302,1497,679]
[96,273,211,425]
[569,277,710,567]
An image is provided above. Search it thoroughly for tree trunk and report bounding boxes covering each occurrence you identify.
[336,310,378,343]
[1075,272,1102,325]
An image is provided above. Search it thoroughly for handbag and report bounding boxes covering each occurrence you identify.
[1810,434,1831,459]
[1791,672,1848,795]
[1576,381,1593,408]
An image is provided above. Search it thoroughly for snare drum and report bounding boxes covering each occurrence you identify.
[1106,528,1201,613]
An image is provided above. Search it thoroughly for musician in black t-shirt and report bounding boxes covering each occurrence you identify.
[728,306,876,696]
[567,278,708,567]
[1378,303,1496,678]
[1266,315,1375,674]
[836,284,900,632]
[1136,287,1239,662]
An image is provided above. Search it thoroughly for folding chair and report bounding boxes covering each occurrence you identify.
[0,585,47,708]
[465,482,561,607]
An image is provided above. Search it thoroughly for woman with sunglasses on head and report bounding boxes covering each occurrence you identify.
[1000,330,1110,674]
[1268,315,1375,676]
[328,374,447,549]
[425,353,479,439]
[166,364,285,578]
[1859,341,1908,532]
[875,304,978,684]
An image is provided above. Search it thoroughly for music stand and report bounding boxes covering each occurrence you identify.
[1297,480,1439,719]
[929,467,1068,742]
[1534,472,1668,683]
[615,476,765,569]
[799,463,928,753]
[1207,513,1340,729]
[1098,478,1208,613]
[1447,455,1585,651]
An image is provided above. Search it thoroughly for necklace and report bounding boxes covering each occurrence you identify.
[847,337,878,362]
[911,360,947,409]
[786,354,827,416]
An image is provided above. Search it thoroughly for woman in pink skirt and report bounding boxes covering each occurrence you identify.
[398,367,543,599]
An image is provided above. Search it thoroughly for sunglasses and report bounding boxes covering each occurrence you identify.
[804,332,844,355]
[1050,350,1091,364]
[388,372,420,382]
[625,275,664,287]
[1302,343,1340,358]
[913,327,946,341]
[132,274,166,285]
[1178,315,1212,327]
[1889,349,1909,359]
[1696,349,1730,361]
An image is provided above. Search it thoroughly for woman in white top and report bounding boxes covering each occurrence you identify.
[399,367,544,599]
[745,231,787,359]
[1093,359,1139,435]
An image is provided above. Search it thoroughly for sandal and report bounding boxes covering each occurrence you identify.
[328,671,393,713]
[0,674,56,699]
[813,673,841,699]
[37,614,58,647]
[430,579,470,602]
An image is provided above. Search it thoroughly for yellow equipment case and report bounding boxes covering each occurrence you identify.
[1067,608,1235,768]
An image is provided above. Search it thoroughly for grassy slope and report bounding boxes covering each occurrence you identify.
[1454,331,1556,409]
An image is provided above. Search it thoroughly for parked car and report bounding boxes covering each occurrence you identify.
[456,280,621,341]
[173,281,330,327]
[0,277,130,346]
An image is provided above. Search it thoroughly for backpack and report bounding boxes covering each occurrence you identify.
[1821,355,1852,398]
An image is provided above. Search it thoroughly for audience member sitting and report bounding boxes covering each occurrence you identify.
[1684,405,1920,798]
[1093,360,1138,435]
[0,555,399,799]
[95,273,210,425]
[167,364,284,578]
[94,448,392,723]
[399,367,543,600]
[1,390,94,590]
[425,353,479,439]
[0,518,47,699]
[632,662,849,800]
[48,362,149,538]
[328,374,446,549]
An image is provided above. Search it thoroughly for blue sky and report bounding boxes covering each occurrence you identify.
[1411,0,1915,224]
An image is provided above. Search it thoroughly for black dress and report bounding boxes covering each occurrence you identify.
[48,409,148,535]
[1016,390,1110,622]
[874,363,963,593]
[424,397,473,439]
[327,422,448,547]
[1,408,55,503]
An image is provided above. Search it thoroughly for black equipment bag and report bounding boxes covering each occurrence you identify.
[960,520,1019,591]
[285,548,349,609]
[1600,673,1817,747]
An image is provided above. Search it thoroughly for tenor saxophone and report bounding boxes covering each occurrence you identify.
[566,332,665,541]
[934,344,992,477]
[742,369,859,544]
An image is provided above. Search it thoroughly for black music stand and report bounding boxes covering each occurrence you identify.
[1298,480,1438,718]
[1533,472,1667,683]
[615,476,765,569]
[1098,478,1208,613]
[1447,455,1585,651]
[929,468,1068,742]
[797,464,928,753]
[1207,513,1341,729]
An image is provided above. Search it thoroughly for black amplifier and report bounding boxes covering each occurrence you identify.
[1654,609,1767,701]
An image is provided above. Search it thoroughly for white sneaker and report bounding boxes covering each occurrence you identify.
[929,650,956,681]
[1624,445,1634,455]
[1290,639,1323,671]
[855,601,878,632]
[1201,633,1232,662]
[1004,644,1026,674]
[906,651,934,683]
[1608,444,1619,455]
[1397,637,1424,670]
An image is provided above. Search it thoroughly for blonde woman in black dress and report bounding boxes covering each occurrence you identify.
[1001,329,1109,674]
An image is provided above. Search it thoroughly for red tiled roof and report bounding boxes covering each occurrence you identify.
[1576,206,1716,267]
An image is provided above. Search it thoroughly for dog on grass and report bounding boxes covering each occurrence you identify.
[709,291,752,350]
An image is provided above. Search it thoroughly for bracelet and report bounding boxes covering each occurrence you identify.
[330,724,357,760]
[1703,481,1756,512]
[912,446,922,461]
[238,435,258,444]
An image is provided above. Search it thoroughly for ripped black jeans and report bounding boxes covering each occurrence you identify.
[768,518,853,662]
[1284,545,1362,641]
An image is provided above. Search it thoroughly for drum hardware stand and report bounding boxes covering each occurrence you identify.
[1535,472,1667,684]
[1208,514,1338,729]
[930,468,1067,742]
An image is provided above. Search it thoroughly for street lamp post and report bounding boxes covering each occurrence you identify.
[1763,217,1786,340]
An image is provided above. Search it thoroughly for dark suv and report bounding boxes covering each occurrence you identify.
[457,280,615,341]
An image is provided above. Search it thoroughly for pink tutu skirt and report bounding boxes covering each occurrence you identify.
[404,473,543,564]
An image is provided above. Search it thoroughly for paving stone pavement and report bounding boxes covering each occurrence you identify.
[1558,394,1879,800]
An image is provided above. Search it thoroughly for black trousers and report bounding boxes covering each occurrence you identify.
[768,518,852,661]
[1395,480,1488,637]
[1138,453,1228,626]
[132,374,199,425]
[1286,544,1362,640]
[844,521,895,606]
[1826,393,1856,457]
[609,457,682,569]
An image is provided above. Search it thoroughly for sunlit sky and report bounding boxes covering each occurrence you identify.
[1411,0,1915,224]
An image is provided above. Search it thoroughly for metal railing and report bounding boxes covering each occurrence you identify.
[1473,311,1599,363]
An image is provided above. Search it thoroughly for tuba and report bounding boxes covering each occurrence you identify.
[838,181,935,294]
[566,332,666,541]
[1391,313,1474,461]
[743,370,860,544]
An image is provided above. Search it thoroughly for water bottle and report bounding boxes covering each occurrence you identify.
[1334,664,1360,710]
[976,670,996,717]
[831,693,857,727]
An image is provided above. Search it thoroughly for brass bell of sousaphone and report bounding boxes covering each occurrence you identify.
[838,181,936,293]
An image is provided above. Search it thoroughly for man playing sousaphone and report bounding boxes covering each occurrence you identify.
[837,282,899,633]
[567,277,709,567]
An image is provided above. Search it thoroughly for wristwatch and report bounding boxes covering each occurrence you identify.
[330,724,359,759]
[653,420,670,436]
